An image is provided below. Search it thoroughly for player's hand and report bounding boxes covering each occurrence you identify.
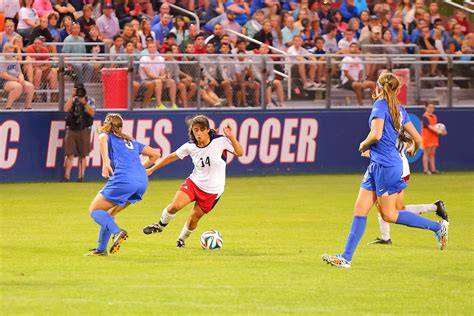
[146,168,154,176]
[359,141,370,153]
[406,143,419,157]
[223,124,233,137]
[361,150,370,158]
[102,163,114,178]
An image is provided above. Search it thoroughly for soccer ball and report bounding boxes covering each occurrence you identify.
[436,123,447,135]
[200,230,224,250]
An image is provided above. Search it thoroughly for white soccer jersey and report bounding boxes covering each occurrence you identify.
[175,135,235,194]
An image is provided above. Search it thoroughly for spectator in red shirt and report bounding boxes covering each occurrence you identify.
[194,33,206,54]
[454,9,470,35]
[24,36,58,101]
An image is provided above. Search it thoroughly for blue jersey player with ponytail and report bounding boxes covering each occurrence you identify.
[85,113,161,256]
[322,72,449,268]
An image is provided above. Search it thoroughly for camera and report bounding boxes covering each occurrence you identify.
[74,82,87,98]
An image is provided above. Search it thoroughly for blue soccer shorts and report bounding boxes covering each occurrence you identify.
[100,179,148,206]
[360,161,407,197]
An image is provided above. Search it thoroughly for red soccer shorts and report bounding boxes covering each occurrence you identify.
[179,178,220,213]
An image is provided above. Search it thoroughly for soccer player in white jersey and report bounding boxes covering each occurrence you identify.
[143,115,244,247]
[367,134,449,245]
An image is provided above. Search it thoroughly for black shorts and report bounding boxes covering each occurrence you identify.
[341,80,354,90]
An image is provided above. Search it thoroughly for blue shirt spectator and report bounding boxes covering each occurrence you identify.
[340,0,359,23]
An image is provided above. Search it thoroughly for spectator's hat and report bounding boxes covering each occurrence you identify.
[369,15,379,21]
[225,9,235,15]
[103,3,114,9]
[322,0,330,5]
[372,26,382,34]
[145,35,154,42]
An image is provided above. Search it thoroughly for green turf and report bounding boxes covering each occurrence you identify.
[1,173,473,315]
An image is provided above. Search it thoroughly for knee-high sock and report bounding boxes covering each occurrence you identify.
[377,213,391,241]
[342,216,367,261]
[178,223,195,242]
[91,210,121,235]
[159,207,175,226]
[395,211,441,232]
[405,203,436,214]
[97,226,112,252]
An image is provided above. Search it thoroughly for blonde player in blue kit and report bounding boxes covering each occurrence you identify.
[322,72,449,268]
[85,113,161,256]
[143,115,244,248]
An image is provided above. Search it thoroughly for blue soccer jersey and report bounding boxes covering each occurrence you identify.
[106,133,147,182]
[99,134,148,206]
[368,99,411,167]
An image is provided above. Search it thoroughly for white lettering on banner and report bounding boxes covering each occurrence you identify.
[0,120,20,170]
[46,121,66,167]
[153,119,172,156]
[218,118,238,164]
[238,118,259,165]
[136,120,153,145]
[280,118,299,163]
[297,118,318,163]
[40,117,318,169]
[259,118,281,164]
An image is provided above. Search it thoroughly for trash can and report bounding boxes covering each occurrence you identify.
[101,68,128,109]
[393,68,410,106]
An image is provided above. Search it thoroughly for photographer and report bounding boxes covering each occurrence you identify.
[63,83,96,182]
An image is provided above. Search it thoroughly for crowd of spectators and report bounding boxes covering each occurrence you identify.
[0,0,473,109]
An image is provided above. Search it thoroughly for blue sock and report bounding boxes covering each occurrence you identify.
[396,211,441,232]
[91,210,121,235]
[342,216,367,261]
[96,226,112,252]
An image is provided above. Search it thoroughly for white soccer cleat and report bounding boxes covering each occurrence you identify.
[434,220,449,250]
[322,254,352,268]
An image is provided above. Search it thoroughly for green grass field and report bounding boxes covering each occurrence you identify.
[1,173,473,315]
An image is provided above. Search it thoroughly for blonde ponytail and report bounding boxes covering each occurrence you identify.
[372,72,402,132]
[98,113,133,141]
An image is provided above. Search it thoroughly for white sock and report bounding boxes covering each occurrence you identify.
[405,204,436,214]
[377,213,391,241]
[178,223,195,242]
[159,207,175,226]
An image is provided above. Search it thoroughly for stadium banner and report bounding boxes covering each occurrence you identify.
[1,109,473,182]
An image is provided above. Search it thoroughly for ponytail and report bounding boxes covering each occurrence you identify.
[373,72,402,132]
[98,113,133,141]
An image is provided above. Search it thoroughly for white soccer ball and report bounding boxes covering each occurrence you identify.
[436,123,447,135]
[200,230,224,250]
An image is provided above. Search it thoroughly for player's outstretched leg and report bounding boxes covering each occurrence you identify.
[143,206,176,234]
[176,223,196,248]
[395,211,449,250]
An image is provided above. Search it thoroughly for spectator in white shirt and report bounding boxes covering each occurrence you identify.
[340,43,376,106]
[287,34,320,90]
[337,28,358,54]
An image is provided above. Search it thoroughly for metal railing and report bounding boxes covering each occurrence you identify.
[1,52,473,110]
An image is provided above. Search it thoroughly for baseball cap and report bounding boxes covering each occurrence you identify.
[322,0,330,5]
[372,26,382,33]
[369,15,379,21]
[103,3,114,9]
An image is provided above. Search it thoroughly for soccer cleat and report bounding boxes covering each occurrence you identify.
[84,248,108,256]
[434,220,449,250]
[176,239,185,248]
[143,223,164,235]
[368,237,393,245]
[322,254,352,268]
[434,200,449,221]
[109,229,128,254]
